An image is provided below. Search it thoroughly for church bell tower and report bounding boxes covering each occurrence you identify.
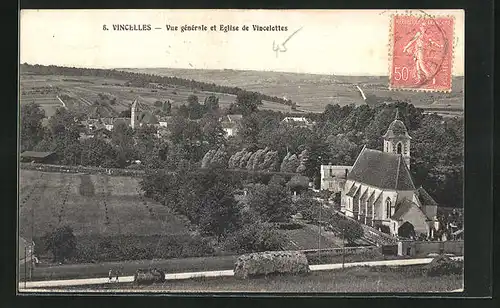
[382,109,412,169]
[131,99,137,129]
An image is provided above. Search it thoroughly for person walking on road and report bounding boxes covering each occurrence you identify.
[108,269,113,283]
[115,269,119,282]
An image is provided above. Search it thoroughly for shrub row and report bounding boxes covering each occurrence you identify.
[51,234,215,263]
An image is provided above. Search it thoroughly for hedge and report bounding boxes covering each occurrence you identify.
[36,234,215,263]
[234,251,310,279]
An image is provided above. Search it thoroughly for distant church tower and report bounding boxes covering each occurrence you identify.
[131,99,138,129]
[382,109,412,169]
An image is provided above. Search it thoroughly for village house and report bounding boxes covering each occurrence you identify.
[220,114,243,137]
[320,164,353,192]
[281,116,314,128]
[324,110,438,239]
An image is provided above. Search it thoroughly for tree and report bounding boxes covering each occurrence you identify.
[200,113,225,147]
[20,102,46,151]
[134,125,158,161]
[296,149,309,174]
[235,91,262,115]
[162,100,172,115]
[111,120,136,167]
[46,108,83,165]
[247,179,294,223]
[187,95,204,119]
[287,175,310,194]
[337,218,364,245]
[280,153,299,173]
[43,225,77,263]
[326,134,359,165]
[239,113,261,147]
[81,137,118,167]
[294,196,321,222]
[223,222,286,253]
[199,183,242,242]
[204,95,220,112]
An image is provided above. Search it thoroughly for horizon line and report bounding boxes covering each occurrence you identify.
[20,63,465,78]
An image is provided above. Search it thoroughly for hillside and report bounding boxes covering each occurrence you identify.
[19,169,190,239]
[20,69,295,119]
[121,68,464,113]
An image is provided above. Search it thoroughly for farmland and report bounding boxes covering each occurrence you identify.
[19,72,295,119]
[121,68,465,113]
[19,169,190,239]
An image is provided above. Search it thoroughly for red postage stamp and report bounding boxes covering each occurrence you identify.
[389,15,454,92]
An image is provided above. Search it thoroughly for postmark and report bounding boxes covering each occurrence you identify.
[389,14,454,92]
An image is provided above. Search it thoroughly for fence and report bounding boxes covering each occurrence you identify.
[300,245,379,256]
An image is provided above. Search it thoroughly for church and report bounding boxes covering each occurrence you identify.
[339,110,438,239]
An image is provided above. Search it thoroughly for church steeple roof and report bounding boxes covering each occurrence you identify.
[382,108,411,139]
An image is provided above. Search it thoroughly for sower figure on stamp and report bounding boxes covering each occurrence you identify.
[403,23,443,85]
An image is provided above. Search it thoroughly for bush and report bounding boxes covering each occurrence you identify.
[234,251,310,279]
[426,255,463,277]
[223,222,286,254]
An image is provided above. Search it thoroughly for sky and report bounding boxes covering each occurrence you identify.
[20,9,464,76]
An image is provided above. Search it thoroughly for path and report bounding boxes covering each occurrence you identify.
[56,95,67,109]
[19,256,463,290]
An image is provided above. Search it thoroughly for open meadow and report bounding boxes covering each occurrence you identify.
[54,265,463,293]
[121,68,464,113]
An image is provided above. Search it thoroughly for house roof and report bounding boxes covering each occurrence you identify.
[346,184,359,197]
[138,111,159,124]
[416,186,438,206]
[20,151,55,158]
[391,198,416,221]
[367,190,375,202]
[347,147,416,191]
[359,187,368,200]
[226,114,243,123]
[101,118,115,126]
[221,121,237,129]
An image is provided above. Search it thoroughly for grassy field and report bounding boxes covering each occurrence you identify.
[55,266,463,293]
[19,169,190,239]
[121,68,465,113]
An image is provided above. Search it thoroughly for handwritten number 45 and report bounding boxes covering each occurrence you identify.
[394,66,410,81]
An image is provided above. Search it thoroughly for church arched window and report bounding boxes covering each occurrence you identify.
[386,198,392,218]
[397,142,402,154]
